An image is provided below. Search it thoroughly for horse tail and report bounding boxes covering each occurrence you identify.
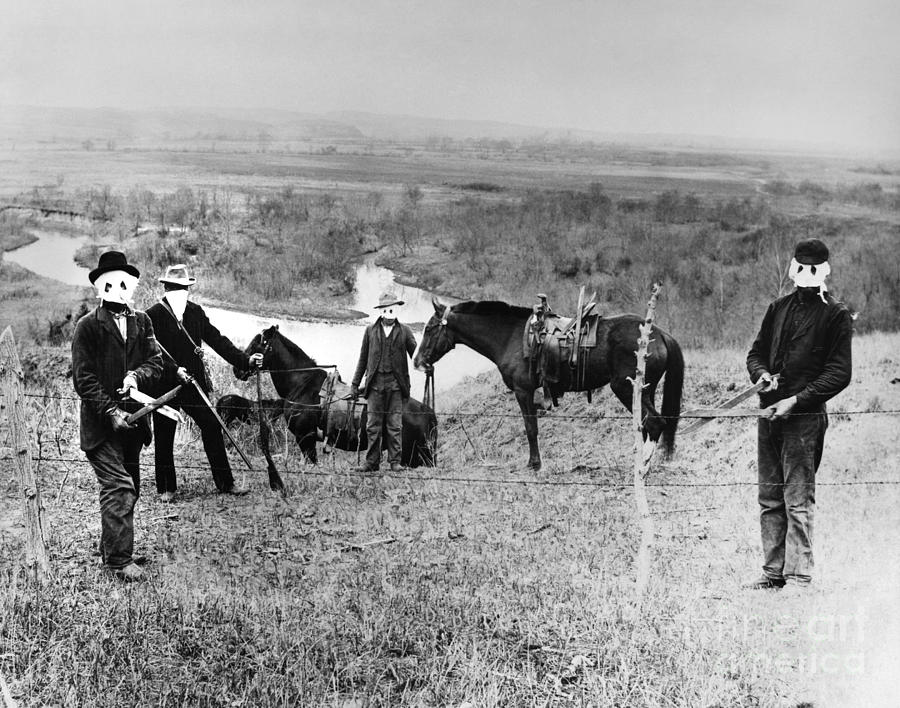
[660,330,684,457]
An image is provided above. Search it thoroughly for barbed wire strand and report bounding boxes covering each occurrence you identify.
[28,455,900,488]
[21,392,900,420]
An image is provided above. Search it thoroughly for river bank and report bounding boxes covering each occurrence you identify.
[1,227,495,391]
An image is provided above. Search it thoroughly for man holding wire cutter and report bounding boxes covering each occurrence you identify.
[146,264,263,501]
[72,251,163,582]
[744,238,853,594]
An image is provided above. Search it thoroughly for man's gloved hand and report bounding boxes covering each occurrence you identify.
[758,371,779,392]
[249,353,264,369]
[423,363,434,374]
[118,373,138,396]
[109,407,136,432]
[175,367,192,383]
[350,384,359,400]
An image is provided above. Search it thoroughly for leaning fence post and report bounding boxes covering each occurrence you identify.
[630,283,661,603]
[0,326,51,583]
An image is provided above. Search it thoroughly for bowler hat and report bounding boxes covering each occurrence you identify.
[375,291,404,309]
[158,263,197,287]
[89,251,140,284]
[794,239,829,265]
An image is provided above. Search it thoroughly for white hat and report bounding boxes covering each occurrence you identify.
[159,264,196,287]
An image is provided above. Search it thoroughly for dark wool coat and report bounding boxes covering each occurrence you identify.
[747,290,853,411]
[146,300,250,393]
[72,306,163,451]
[352,319,417,398]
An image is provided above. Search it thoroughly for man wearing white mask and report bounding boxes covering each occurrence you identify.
[350,291,417,473]
[745,238,853,593]
[72,251,163,581]
[146,264,262,500]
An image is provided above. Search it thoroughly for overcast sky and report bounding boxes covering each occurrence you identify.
[2,0,898,149]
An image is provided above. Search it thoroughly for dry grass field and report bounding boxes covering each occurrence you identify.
[2,139,899,706]
[1,330,898,707]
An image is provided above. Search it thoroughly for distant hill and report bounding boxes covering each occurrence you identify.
[0,105,364,144]
[0,104,885,157]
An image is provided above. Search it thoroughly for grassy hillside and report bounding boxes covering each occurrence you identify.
[1,333,898,706]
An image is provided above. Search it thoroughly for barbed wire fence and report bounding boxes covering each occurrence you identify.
[4,321,900,598]
[10,386,900,491]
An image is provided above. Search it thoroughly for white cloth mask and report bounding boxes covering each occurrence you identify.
[378,305,400,325]
[164,289,190,321]
[789,258,830,289]
[94,271,138,306]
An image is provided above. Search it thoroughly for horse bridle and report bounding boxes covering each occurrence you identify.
[255,329,275,369]
[423,303,456,363]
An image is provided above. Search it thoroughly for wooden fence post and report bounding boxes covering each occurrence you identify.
[630,283,661,602]
[0,326,51,583]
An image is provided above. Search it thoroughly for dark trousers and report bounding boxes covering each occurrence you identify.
[86,432,143,569]
[757,411,827,583]
[365,374,404,469]
[153,389,234,493]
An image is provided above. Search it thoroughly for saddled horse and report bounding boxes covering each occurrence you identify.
[413,298,684,470]
[239,325,437,467]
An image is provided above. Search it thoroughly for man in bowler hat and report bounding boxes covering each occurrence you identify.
[745,238,852,593]
[351,291,417,472]
[72,251,163,581]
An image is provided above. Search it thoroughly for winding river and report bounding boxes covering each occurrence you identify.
[5,231,493,394]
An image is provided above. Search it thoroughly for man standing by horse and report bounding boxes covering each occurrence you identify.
[72,251,163,582]
[350,291,418,473]
[146,264,262,500]
[745,238,852,594]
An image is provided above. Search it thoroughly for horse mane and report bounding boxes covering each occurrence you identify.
[452,300,532,319]
[269,327,317,367]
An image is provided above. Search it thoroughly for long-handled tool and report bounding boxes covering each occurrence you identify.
[256,368,286,493]
[679,376,778,436]
[181,372,255,476]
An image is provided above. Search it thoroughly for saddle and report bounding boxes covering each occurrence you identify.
[523,290,603,406]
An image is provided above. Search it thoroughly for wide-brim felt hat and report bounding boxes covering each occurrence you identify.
[375,290,404,309]
[89,250,140,284]
[158,263,197,286]
[794,238,829,265]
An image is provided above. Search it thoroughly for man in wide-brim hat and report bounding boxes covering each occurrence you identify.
[146,263,262,500]
[72,250,163,582]
[350,291,417,473]
[745,238,852,594]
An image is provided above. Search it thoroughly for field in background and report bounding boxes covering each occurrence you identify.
[3,138,900,348]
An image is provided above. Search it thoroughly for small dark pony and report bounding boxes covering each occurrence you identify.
[237,325,328,463]
[239,325,437,467]
[414,297,684,470]
[216,394,286,426]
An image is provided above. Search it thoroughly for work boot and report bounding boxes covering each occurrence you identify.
[223,484,250,496]
[742,575,785,590]
[159,491,176,503]
[390,462,403,473]
[355,465,379,474]
[111,563,145,582]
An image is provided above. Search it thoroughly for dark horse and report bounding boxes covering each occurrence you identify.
[413,298,684,470]
[240,325,437,467]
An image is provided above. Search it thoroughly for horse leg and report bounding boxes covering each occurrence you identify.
[610,376,664,444]
[514,388,541,471]
[288,413,319,464]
